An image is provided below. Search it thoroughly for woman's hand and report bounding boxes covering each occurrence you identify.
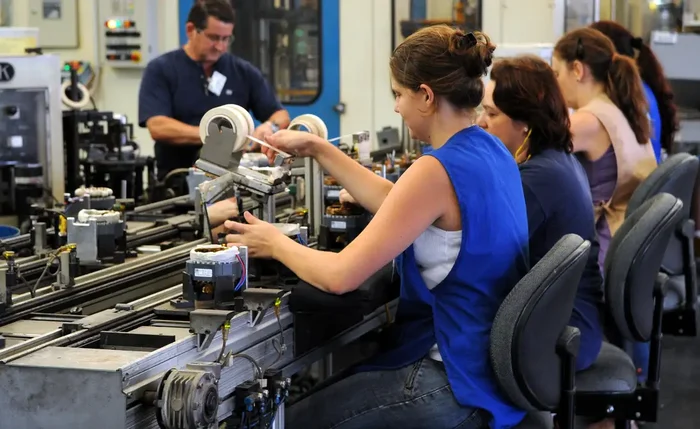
[207,196,240,227]
[224,212,285,259]
[262,130,324,165]
[339,188,358,205]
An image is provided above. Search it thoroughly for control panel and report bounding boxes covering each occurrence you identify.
[97,0,160,68]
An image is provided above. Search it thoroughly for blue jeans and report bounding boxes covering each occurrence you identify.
[285,358,488,429]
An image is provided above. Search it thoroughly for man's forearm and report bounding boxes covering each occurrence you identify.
[146,116,201,144]
[267,109,291,128]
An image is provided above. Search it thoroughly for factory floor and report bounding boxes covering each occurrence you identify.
[648,335,700,428]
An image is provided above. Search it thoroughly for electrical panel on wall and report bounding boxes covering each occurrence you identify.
[97,0,160,68]
[26,0,79,48]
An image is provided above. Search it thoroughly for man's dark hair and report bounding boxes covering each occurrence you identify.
[187,0,235,30]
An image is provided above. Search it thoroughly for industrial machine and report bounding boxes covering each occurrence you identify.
[0,104,401,428]
[0,53,64,229]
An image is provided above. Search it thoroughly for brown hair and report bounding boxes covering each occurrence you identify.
[390,25,496,109]
[590,20,679,154]
[490,55,573,156]
[554,27,650,144]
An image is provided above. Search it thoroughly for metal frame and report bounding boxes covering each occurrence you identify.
[0,54,64,202]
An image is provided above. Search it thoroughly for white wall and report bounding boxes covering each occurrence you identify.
[339,0,403,140]
[12,0,181,158]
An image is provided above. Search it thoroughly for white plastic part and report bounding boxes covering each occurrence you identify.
[61,80,91,110]
[273,223,301,236]
[75,186,114,198]
[189,244,240,263]
[288,114,329,140]
[77,209,120,224]
[199,104,254,153]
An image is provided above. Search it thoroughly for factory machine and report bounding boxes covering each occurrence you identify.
[0,105,399,429]
[0,54,64,231]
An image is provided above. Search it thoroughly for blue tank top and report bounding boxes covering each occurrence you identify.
[360,127,530,428]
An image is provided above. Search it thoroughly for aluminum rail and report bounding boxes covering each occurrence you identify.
[0,239,206,325]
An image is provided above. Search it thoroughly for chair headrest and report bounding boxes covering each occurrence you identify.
[627,153,699,219]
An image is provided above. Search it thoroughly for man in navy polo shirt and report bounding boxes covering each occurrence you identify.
[138,0,290,185]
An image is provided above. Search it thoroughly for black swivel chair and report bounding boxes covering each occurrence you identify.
[491,234,592,429]
[625,152,700,336]
[573,193,684,428]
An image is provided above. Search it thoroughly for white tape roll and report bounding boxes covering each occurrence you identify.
[61,80,91,110]
[189,244,240,263]
[228,104,255,140]
[289,114,329,140]
[75,186,113,198]
[77,209,120,224]
[198,104,254,153]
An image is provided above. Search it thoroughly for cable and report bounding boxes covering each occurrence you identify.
[229,353,263,380]
[216,320,231,363]
[266,299,286,371]
[296,234,306,246]
[234,253,246,291]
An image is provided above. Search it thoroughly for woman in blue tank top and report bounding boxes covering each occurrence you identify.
[478,55,604,371]
[224,25,530,429]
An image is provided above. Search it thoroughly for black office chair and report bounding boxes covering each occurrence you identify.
[626,153,700,336]
[573,193,684,428]
[491,234,592,429]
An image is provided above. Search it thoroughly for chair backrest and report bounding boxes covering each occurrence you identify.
[626,153,699,274]
[490,234,591,412]
[606,193,684,342]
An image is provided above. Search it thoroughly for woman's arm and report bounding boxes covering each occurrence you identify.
[310,136,394,214]
[270,156,452,294]
[570,110,602,153]
[207,197,239,227]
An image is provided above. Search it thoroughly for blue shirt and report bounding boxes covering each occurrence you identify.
[138,49,283,178]
[643,81,662,164]
[520,149,604,371]
[362,127,530,428]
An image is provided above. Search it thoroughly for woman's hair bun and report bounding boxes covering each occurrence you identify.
[448,30,496,79]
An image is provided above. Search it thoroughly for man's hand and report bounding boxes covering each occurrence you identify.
[248,122,277,151]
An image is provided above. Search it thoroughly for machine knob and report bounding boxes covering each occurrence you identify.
[4,106,18,116]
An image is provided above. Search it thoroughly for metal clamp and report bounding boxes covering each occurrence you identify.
[237,288,285,326]
[189,309,236,351]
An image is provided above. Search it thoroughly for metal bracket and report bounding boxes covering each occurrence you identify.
[189,309,236,351]
[238,288,285,326]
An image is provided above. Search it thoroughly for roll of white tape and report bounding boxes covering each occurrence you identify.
[75,186,114,198]
[77,209,120,224]
[189,244,240,263]
[228,104,255,140]
[61,80,91,110]
[289,114,329,140]
[199,104,254,153]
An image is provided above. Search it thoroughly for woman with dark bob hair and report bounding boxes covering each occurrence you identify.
[478,55,604,371]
